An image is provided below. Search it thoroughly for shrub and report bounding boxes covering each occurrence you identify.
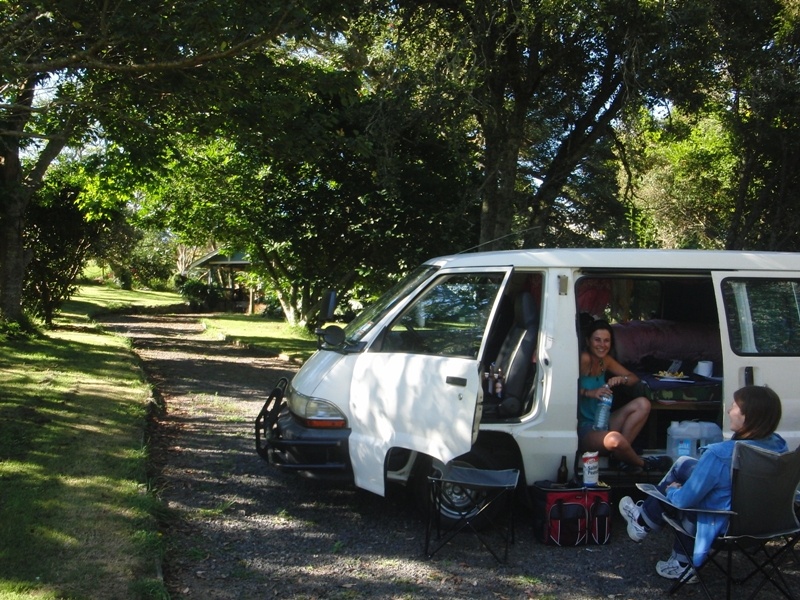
[0,316,37,340]
[179,279,222,310]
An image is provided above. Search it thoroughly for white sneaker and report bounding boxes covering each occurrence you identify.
[655,555,699,584]
[618,496,649,542]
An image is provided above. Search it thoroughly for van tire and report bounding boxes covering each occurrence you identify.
[411,447,505,530]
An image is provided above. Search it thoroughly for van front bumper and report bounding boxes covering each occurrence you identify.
[255,379,352,474]
[267,408,351,471]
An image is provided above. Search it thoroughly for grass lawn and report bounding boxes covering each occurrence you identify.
[64,285,319,362]
[199,314,319,362]
[0,329,163,599]
[0,284,318,599]
[60,285,185,324]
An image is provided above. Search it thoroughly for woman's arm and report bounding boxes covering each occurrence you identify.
[579,351,591,374]
[603,355,638,387]
[665,452,727,509]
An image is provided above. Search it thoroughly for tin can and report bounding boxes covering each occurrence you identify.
[582,451,599,486]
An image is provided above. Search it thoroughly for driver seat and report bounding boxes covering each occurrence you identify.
[492,292,539,417]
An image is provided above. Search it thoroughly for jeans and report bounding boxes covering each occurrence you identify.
[639,455,698,563]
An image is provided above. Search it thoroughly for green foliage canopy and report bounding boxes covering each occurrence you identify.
[142,45,480,324]
[1,0,361,323]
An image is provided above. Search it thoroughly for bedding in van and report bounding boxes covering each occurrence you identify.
[611,319,722,370]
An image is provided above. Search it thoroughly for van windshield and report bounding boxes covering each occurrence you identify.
[344,265,439,343]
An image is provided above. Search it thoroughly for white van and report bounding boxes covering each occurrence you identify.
[255,249,800,505]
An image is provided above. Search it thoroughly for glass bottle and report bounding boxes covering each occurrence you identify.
[557,455,569,484]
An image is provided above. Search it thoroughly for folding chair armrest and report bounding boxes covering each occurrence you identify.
[636,483,735,515]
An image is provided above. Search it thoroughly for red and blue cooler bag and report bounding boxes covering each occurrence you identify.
[532,481,611,546]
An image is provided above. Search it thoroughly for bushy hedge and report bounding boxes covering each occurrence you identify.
[178,279,222,310]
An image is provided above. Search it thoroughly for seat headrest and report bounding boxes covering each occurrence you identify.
[514,292,538,329]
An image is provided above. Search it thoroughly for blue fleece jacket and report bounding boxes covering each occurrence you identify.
[665,433,789,565]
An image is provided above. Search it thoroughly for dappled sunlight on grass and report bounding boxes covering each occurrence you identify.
[0,285,327,598]
[0,459,49,483]
[201,314,318,361]
[1,330,146,386]
[0,325,159,598]
[72,284,182,307]
[58,284,183,325]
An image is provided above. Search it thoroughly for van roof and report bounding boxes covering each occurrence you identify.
[425,248,800,271]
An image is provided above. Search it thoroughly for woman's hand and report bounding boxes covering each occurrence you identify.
[607,375,630,387]
[592,384,611,399]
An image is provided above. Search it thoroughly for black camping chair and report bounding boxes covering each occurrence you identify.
[425,465,520,563]
[638,442,800,600]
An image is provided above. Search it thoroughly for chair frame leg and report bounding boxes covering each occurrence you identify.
[667,535,800,600]
[424,478,515,563]
[667,530,716,600]
[736,537,799,600]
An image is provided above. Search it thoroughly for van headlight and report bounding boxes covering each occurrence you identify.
[287,388,348,429]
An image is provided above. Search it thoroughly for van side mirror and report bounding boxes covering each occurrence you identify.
[315,324,345,348]
[320,289,337,323]
[315,289,344,348]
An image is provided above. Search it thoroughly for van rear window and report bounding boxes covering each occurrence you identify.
[722,278,800,356]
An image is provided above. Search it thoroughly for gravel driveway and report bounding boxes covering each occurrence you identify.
[101,313,799,600]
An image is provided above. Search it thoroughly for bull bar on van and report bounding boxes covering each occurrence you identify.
[255,377,351,472]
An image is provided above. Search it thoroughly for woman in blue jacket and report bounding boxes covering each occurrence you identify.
[619,385,788,584]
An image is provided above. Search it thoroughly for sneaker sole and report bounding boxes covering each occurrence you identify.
[626,522,646,543]
[658,573,699,585]
[656,564,698,584]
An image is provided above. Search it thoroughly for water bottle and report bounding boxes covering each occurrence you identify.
[593,389,612,430]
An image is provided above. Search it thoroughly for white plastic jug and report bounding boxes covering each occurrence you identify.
[667,421,722,459]
[697,421,723,450]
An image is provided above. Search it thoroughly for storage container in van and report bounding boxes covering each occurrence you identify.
[255,249,800,512]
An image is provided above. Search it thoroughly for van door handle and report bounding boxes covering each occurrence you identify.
[744,366,754,386]
[445,376,467,387]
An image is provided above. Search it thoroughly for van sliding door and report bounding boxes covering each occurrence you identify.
[712,271,800,449]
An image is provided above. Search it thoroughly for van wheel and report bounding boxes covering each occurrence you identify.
[412,447,504,530]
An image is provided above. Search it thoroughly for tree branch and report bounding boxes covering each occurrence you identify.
[15,6,298,76]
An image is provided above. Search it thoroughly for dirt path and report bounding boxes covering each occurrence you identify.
[101,313,798,600]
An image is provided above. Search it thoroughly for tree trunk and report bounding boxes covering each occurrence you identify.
[0,193,32,322]
[471,3,542,251]
[479,126,523,250]
[0,146,34,322]
[1,77,68,323]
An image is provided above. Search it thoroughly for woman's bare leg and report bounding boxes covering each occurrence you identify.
[580,429,642,467]
[581,397,651,467]
[611,396,651,443]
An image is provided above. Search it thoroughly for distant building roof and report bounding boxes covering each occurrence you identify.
[187,249,250,271]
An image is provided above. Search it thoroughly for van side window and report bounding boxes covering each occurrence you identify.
[575,275,723,371]
[722,278,800,355]
[379,273,504,358]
